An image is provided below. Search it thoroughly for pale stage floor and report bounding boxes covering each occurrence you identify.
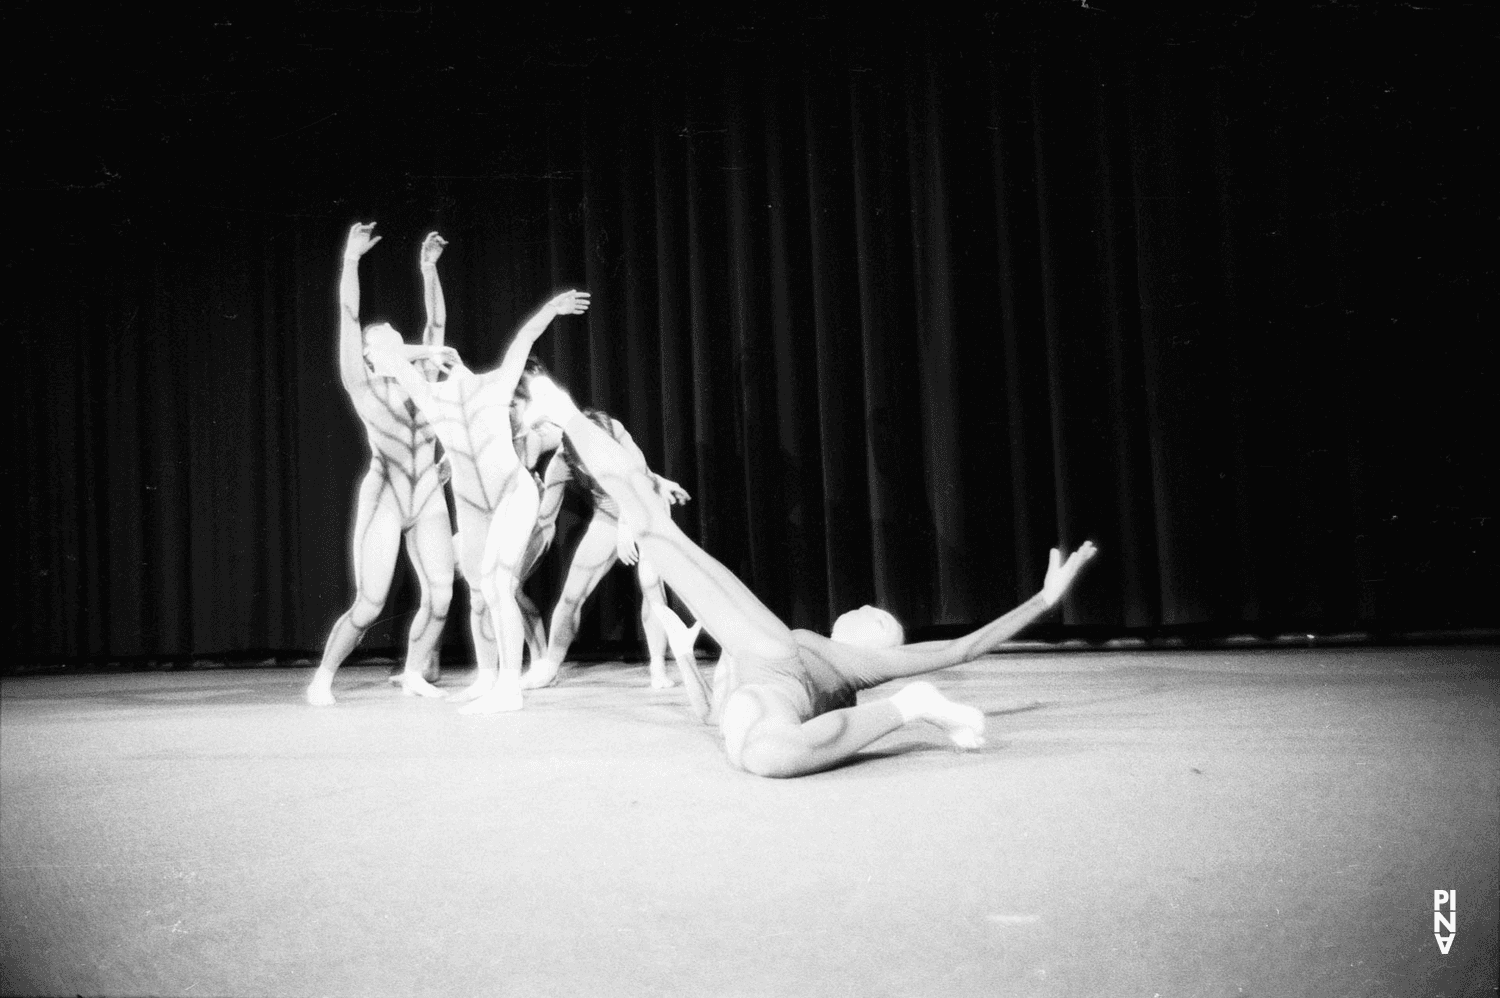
[3,646,1496,997]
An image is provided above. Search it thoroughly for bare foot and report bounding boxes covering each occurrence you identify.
[306,673,337,707]
[653,606,703,685]
[890,682,986,749]
[649,662,678,690]
[448,673,496,704]
[399,672,446,698]
[457,679,524,715]
[519,658,561,690]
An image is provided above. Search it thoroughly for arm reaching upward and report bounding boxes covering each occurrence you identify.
[483,290,591,399]
[419,232,448,351]
[338,222,382,395]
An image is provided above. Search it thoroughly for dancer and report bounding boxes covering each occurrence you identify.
[388,233,547,693]
[519,409,692,691]
[522,375,1099,777]
[395,232,456,689]
[307,225,459,706]
[364,249,590,714]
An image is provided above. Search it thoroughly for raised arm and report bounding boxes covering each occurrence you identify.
[897,542,1098,658]
[419,232,448,352]
[482,290,591,399]
[338,222,382,395]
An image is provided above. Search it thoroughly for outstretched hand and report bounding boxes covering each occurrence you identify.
[1041,540,1099,607]
[420,231,448,266]
[344,222,382,259]
[548,290,591,316]
[656,476,691,505]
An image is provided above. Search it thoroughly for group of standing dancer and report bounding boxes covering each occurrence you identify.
[308,222,1097,778]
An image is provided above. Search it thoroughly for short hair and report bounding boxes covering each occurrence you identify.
[830,606,906,648]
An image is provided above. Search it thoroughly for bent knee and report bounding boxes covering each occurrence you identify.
[722,688,806,779]
[480,573,520,607]
[348,595,386,630]
[735,738,807,779]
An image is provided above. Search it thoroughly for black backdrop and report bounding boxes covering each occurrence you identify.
[7,3,1496,664]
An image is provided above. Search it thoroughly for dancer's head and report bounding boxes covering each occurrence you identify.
[829,605,905,648]
[362,321,403,355]
[512,357,565,464]
[513,356,551,402]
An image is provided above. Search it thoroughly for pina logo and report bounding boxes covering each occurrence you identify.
[1433,890,1456,954]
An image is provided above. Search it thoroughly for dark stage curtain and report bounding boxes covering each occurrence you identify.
[8,5,1495,663]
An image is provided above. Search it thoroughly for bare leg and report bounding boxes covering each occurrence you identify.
[722,682,982,779]
[554,410,797,666]
[517,591,547,672]
[652,604,708,719]
[525,511,618,689]
[308,479,403,706]
[394,510,453,698]
[461,476,541,715]
[449,591,500,703]
[449,522,499,704]
[723,546,1098,776]
[546,399,1033,777]
[636,559,675,688]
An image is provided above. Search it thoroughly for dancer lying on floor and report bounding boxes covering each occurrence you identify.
[307,225,459,706]
[519,408,692,692]
[522,375,1098,777]
[364,241,590,715]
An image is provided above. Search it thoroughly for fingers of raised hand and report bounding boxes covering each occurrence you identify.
[1068,541,1098,567]
[554,290,592,314]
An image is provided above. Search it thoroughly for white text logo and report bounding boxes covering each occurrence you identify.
[1433,890,1456,954]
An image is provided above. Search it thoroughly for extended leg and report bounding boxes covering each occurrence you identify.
[461,476,541,715]
[551,408,797,667]
[722,682,983,779]
[308,478,403,706]
[524,511,618,689]
[393,509,453,698]
[653,604,708,719]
